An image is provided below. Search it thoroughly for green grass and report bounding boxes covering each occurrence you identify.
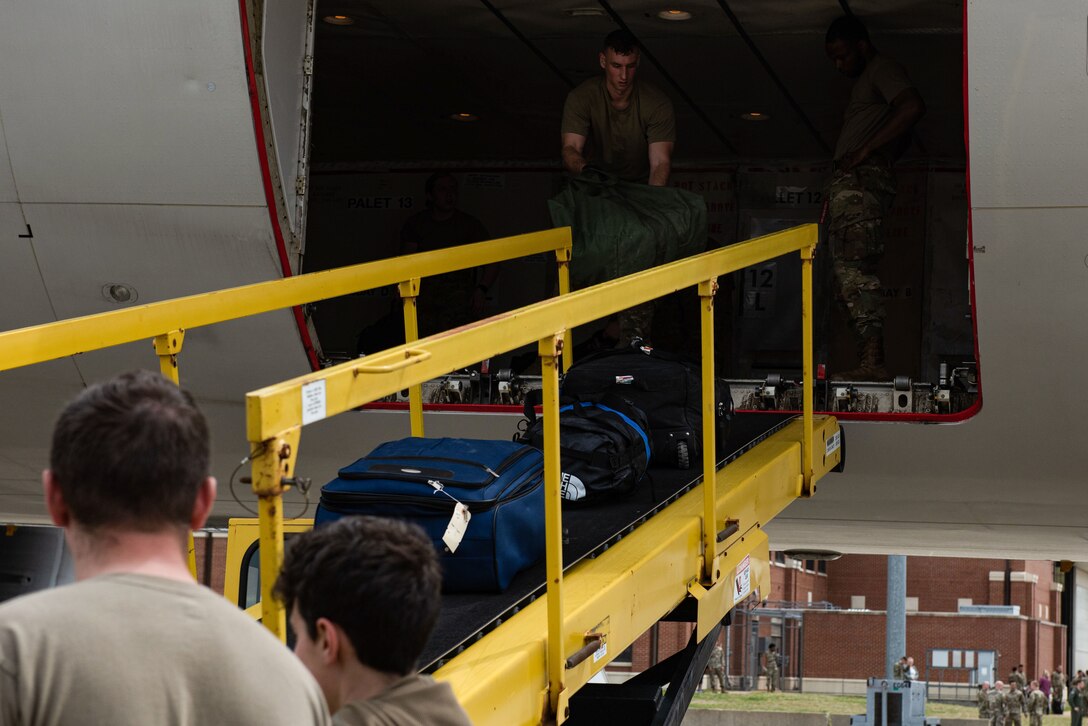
[689,690,1068,722]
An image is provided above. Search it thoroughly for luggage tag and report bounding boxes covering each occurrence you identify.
[428,479,471,553]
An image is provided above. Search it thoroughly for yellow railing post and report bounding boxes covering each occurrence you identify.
[398,278,424,437]
[247,427,300,640]
[539,332,569,723]
[697,279,719,581]
[555,245,574,372]
[152,329,185,385]
[152,329,199,580]
[801,242,816,496]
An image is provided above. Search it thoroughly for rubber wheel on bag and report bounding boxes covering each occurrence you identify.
[676,440,690,470]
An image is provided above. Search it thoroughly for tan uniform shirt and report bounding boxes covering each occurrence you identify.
[333,673,472,726]
[562,77,676,183]
[834,54,915,161]
[0,573,330,726]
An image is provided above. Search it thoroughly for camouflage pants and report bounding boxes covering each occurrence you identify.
[1005,712,1022,726]
[765,668,778,691]
[826,163,897,340]
[1029,713,1043,726]
[707,667,727,692]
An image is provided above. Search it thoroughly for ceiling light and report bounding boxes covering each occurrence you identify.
[657,9,692,21]
[322,15,355,26]
[565,7,607,17]
[450,113,479,122]
[741,111,771,122]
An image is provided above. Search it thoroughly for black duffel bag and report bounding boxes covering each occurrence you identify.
[517,393,651,504]
[561,347,733,469]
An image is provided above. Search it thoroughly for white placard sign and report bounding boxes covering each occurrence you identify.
[734,555,752,601]
[826,430,841,458]
[301,380,327,425]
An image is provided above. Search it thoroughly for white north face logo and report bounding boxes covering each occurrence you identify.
[560,472,586,501]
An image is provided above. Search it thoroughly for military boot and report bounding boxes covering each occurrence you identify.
[832,336,889,381]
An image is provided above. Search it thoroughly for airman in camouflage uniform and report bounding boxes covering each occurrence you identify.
[705,642,727,693]
[893,656,907,680]
[978,682,992,720]
[763,643,781,692]
[1026,681,1047,726]
[1009,665,1027,691]
[1053,666,1066,715]
[988,681,1007,726]
[824,15,925,381]
[1005,681,1025,726]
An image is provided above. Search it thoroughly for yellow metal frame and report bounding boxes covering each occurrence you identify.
[243,224,828,721]
[223,517,314,617]
[0,228,572,373]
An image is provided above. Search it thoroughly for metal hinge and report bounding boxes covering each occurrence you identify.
[295,176,306,195]
[303,55,314,75]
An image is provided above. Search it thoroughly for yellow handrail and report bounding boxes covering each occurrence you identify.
[0,228,573,371]
[243,223,820,720]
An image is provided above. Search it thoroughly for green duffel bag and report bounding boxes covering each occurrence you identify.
[548,170,707,289]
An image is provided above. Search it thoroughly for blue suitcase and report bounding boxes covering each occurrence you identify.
[315,437,545,593]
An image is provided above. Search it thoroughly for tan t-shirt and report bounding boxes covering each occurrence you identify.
[834,53,915,161]
[0,573,331,726]
[562,77,676,183]
[333,673,472,726]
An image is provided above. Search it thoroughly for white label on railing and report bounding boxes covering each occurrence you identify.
[826,430,841,458]
[734,555,751,602]
[593,640,608,663]
[301,380,327,425]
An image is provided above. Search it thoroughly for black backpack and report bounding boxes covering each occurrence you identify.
[517,393,651,504]
[561,346,733,469]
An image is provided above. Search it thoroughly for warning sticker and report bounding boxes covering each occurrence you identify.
[593,640,608,663]
[734,555,752,602]
[301,380,327,425]
[825,430,841,458]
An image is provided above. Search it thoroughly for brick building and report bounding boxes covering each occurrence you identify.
[618,554,1067,694]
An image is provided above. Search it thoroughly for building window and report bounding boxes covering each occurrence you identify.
[851,595,866,610]
[612,645,634,666]
[905,596,919,612]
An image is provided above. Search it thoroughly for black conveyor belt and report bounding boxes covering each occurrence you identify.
[422,412,794,671]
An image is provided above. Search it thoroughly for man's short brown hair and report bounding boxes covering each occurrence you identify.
[49,370,210,532]
[274,516,442,676]
[602,29,639,56]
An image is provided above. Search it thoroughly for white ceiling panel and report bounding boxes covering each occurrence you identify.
[0,204,56,331]
[968,0,1088,209]
[0,1,264,206]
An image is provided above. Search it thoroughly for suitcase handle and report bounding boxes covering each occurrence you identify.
[354,348,431,373]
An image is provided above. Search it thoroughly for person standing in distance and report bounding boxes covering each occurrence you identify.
[825,14,925,381]
[400,171,497,337]
[0,370,330,726]
[561,29,675,186]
